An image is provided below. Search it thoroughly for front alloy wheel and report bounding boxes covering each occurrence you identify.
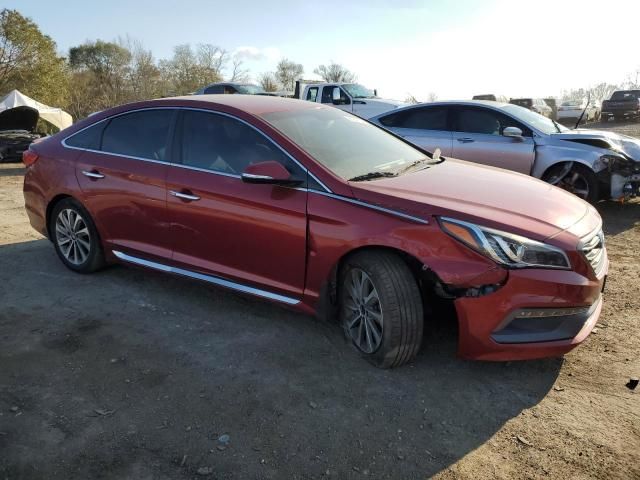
[339,251,424,368]
[343,268,384,354]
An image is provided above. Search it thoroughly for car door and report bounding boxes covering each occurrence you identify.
[377,106,453,156]
[71,108,177,260]
[320,86,353,113]
[450,106,535,174]
[166,109,308,300]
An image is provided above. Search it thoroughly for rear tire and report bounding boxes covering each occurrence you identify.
[50,198,105,273]
[339,251,423,369]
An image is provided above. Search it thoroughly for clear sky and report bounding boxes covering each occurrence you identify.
[9,0,640,101]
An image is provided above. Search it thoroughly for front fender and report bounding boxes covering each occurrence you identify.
[301,191,506,312]
[531,143,605,179]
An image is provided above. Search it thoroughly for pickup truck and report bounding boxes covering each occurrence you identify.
[601,90,640,121]
[295,81,405,119]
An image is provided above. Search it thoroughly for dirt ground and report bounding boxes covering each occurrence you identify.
[0,120,638,480]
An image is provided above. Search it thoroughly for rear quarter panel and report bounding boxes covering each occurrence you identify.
[23,140,83,238]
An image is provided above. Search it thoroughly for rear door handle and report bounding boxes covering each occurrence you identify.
[456,137,475,143]
[82,170,105,179]
[170,190,200,202]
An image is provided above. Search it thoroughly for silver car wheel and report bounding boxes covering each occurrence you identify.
[557,171,590,200]
[343,268,383,354]
[55,208,91,265]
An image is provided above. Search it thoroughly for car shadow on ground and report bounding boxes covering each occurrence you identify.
[597,199,640,236]
[0,239,562,479]
[0,164,25,177]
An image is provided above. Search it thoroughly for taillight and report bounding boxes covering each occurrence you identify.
[22,149,39,167]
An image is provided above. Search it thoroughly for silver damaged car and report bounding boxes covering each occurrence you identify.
[370,100,640,203]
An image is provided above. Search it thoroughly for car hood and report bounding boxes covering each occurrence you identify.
[0,106,39,132]
[551,129,640,161]
[349,159,594,242]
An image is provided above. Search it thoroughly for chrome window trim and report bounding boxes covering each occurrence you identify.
[309,190,429,225]
[61,106,332,193]
[112,250,300,305]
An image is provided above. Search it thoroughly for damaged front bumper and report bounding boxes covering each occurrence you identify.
[453,266,606,361]
[598,155,640,200]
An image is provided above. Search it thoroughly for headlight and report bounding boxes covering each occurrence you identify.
[439,217,571,269]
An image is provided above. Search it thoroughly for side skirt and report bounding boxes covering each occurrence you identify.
[112,250,301,305]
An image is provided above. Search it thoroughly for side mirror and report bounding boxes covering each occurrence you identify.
[332,87,341,103]
[503,126,523,140]
[241,161,302,186]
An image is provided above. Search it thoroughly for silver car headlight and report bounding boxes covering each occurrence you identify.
[439,217,571,269]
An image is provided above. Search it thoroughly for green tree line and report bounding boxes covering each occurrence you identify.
[0,9,358,123]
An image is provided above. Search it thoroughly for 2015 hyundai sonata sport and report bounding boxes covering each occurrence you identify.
[22,95,608,368]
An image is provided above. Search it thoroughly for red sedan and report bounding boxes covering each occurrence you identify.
[22,95,607,368]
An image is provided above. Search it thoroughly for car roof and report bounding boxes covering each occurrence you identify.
[146,94,321,115]
[368,100,525,121]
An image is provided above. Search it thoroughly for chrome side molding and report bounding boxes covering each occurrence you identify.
[112,250,301,305]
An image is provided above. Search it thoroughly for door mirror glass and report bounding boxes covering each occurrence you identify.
[503,126,523,139]
[332,87,341,102]
[241,161,301,186]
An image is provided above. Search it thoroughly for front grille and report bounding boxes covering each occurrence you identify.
[580,229,607,278]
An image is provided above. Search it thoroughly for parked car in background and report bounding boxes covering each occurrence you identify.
[0,106,43,163]
[23,95,607,367]
[509,98,553,118]
[558,100,599,124]
[601,90,640,121]
[195,82,270,95]
[543,98,558,120]
[472,94,509,102]
[369,100,640,202]
[295,81,405,119]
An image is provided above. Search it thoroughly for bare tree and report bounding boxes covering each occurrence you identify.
[275,58,303,92]
[404,94,419,104]
[159,43,228,95]
[257,72,279,92]
[228,56,249,83]
[427,92,438,102]
[624,67,640,89]
[313,62,357,83]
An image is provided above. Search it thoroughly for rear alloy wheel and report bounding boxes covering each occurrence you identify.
[544,163,599,203]
[51,198,105,273]
[339,251,423,368]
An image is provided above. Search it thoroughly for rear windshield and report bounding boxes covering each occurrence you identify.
[260,107,428,181]
[611,91,640,100]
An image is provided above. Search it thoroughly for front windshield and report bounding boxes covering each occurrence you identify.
[261,107,430,181]
[342,83,375,99]
[237,84,266,95]
[502,104,569,134]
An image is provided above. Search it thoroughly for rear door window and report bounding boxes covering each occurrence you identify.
[379,107,448,130]
[306,87,319,102]
[101,109,174,161]
[204,85,224,94]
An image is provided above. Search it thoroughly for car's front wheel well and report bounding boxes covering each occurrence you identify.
[317,246,446,323]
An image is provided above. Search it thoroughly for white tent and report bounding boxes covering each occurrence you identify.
[0,89,73,131]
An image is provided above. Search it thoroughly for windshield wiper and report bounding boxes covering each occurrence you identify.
[552,119,562,133]
[348,171,397,182]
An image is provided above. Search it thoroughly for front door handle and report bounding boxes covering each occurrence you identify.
[82,170,105,179]
[170,190,201,202]
[456,137,475,143]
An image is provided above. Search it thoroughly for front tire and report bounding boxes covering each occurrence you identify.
[50,198,105,273]
[543,163,599,203]
[339,251,423,369]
